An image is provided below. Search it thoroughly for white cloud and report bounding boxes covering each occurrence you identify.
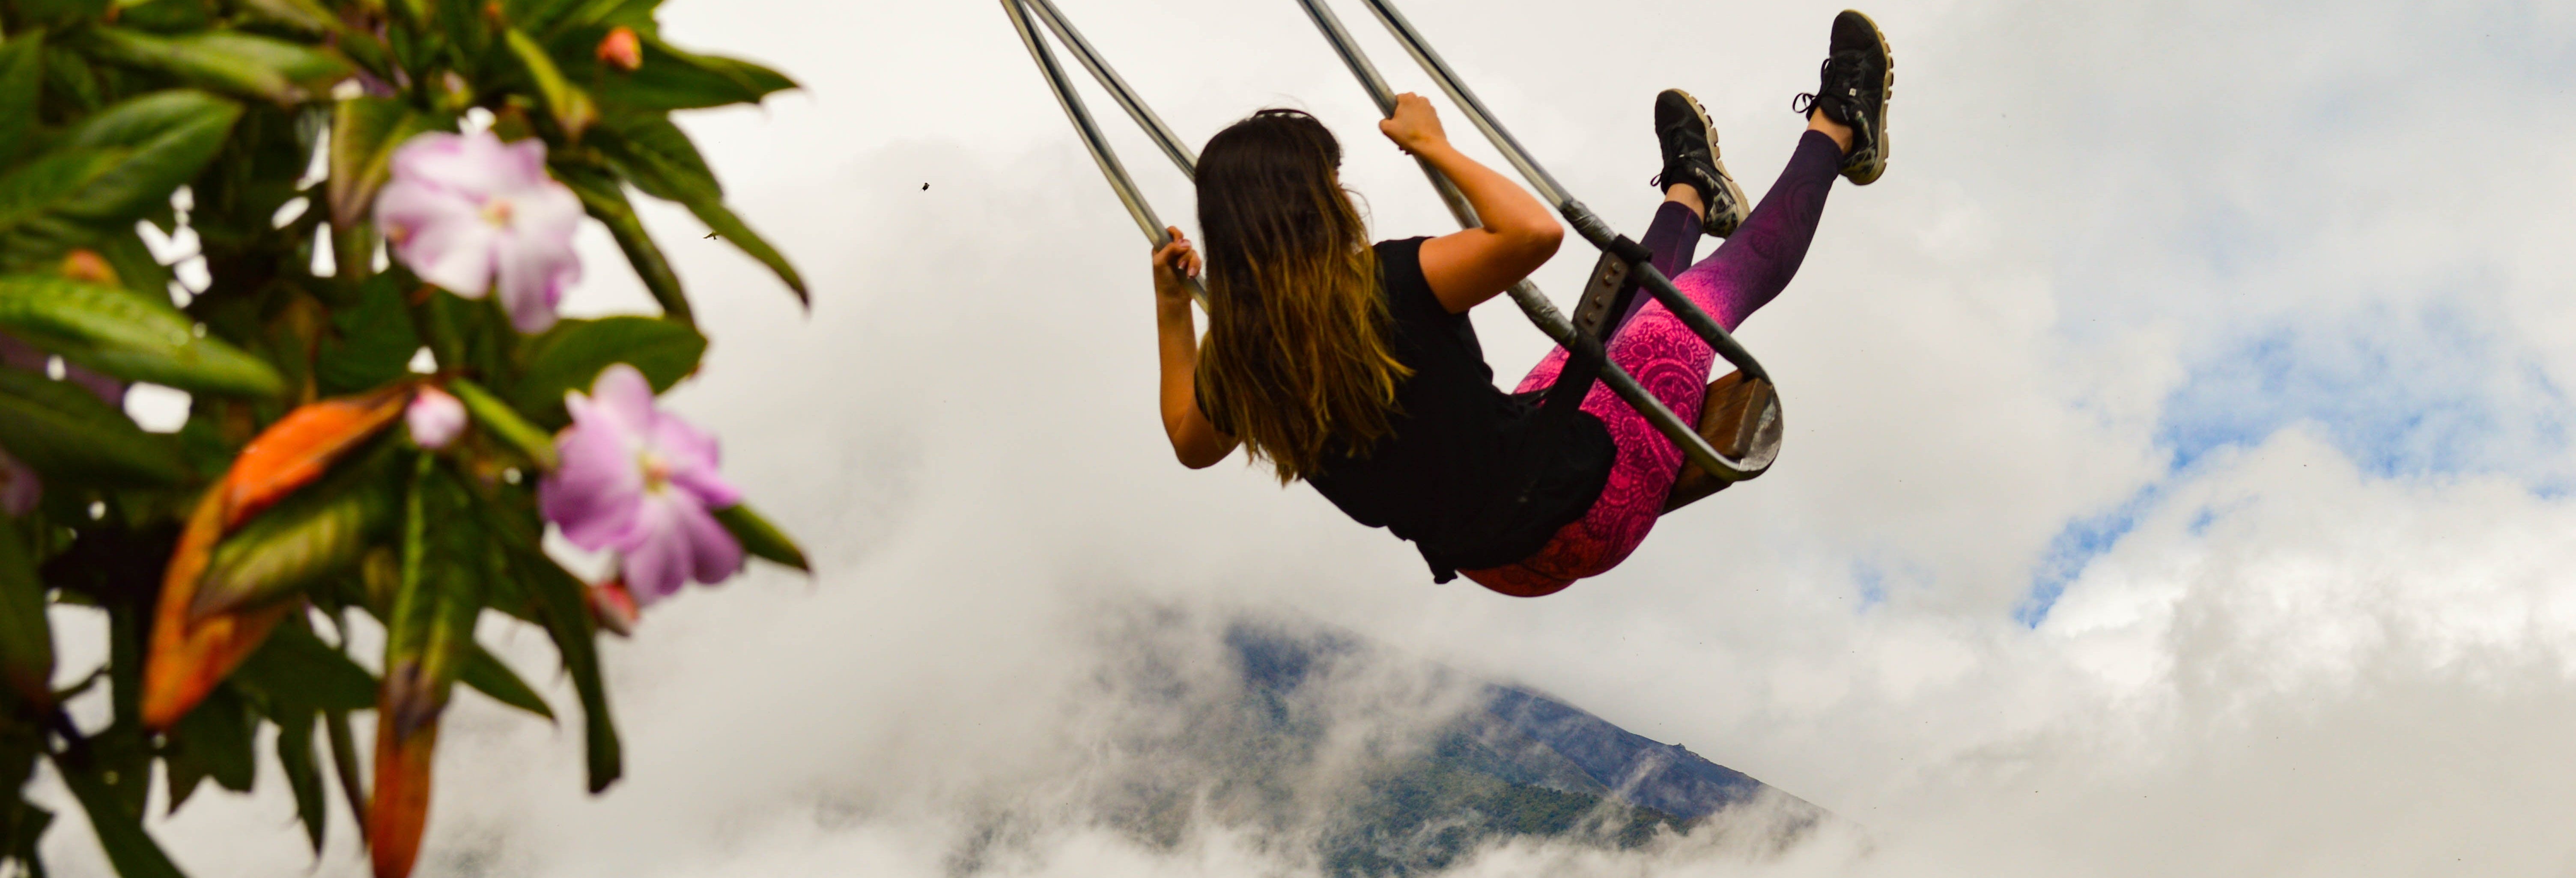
[32,0,2576,874]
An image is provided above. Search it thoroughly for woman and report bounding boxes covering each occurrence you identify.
[1153,12,1893,596]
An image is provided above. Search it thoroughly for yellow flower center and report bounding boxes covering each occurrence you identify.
[480,197,516,228]
[638,450,673,493]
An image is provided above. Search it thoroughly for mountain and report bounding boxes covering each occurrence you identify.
[1222,622,1823,875]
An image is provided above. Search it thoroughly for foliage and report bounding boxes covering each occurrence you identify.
[0,0,807,875]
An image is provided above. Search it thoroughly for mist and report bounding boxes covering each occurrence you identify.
[27,0,2576,874]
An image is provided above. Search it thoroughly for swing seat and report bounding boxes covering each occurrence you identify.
[1662,370,1781,513]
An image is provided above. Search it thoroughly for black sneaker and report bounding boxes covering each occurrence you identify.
[1649,89,1750,237]
[1793,10,1893,185]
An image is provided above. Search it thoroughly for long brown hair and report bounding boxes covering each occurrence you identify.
[1194,109,1410,483]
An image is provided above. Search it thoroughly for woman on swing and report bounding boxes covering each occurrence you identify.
[1153,12,1891,596]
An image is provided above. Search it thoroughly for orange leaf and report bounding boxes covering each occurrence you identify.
[140,489,291,729]
[224,385,412,530]
[367,702,439,878]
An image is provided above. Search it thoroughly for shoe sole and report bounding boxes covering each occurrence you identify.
[1667,89,1751,236]
[1841,9,1894,185]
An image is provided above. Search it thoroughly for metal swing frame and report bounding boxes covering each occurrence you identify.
[1002,0,1782,491]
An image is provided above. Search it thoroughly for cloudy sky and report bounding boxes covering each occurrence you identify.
[38,0,2576,875]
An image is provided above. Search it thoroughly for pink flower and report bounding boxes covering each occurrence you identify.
[375,131,584,334]
[406,385,466,449]
[0,447,35,516]
[537,365,742,604]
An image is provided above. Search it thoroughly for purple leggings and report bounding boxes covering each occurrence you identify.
[1464,131,1842,597]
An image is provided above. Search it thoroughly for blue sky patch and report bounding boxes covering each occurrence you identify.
[2016,485,2163,627]
[2019,297,2571,626]
[2156,301,2567,479]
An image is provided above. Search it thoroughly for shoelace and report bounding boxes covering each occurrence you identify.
[1647,123,1705,190]
[1792,54,1873,116]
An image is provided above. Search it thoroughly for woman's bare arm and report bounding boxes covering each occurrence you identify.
[1381,94,1563,314]
[1152,228,1239,469]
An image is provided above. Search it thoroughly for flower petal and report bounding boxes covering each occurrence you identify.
[617,497,692,604]
[671,498,743,585]
[646,416,740,508]
[587,365,657,432]
[391,132,509,200]
[376,179,497,297]
[540,423,644,550]
[491,184,583,334]
[497,137,553,190]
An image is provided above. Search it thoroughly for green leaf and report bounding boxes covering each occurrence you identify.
[78,28,354,104]
[0,34,48,167]
[193,448,400,620]
[235,0,343,33]
[0,274,284,396]
[536,0,661,36]
[48,751,182,878]
[510,544,620,792]
[504,27,597,138]
[447,378,559,470]
[274,708,328,853]
[597,116,806,304]
[170,684,255,792]
[460,644,554,721]
[683,197,807,306]
[382,458,485,742]
[510,315,704,428]
[671,49,795,97]
[0,525,54,707]
[323,707,367,842]
[317,274,421,395]
[327,97,439,235]
[92,228,178,301]
[553,159,689,324]
[41,45,102,114]
[0,89,240,265]
[581,35,796,113]
[162,740,209,812]
[231,622,379,713]
[113,0,217,31]
[596,113,717,201]
[1,797,52,878]
[0,151,125,266]
[713,503,808,573]
[0,368,187,488]
[15,0,111,28]
[652,40,796,101]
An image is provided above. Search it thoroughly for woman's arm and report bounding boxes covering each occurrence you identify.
[1381,94,1564,314]
[1153,228,1239,469]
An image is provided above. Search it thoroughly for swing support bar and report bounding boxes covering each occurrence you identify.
[1001,0,1772,483]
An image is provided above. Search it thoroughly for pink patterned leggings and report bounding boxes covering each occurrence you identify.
[1464,131,1842,597]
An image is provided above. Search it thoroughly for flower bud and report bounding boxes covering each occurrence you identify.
[598,27,642,72]
[588,579,639,637]
[406,386,467,449]
[60,249,117,286]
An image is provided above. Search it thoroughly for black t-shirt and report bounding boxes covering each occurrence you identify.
[1204,237,1616,581]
